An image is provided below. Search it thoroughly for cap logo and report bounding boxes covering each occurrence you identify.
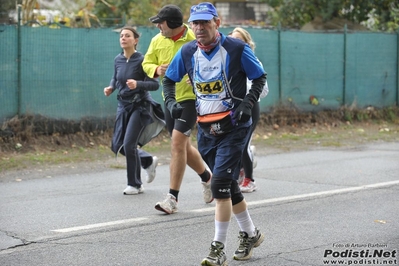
[188,2,218,22]
[196,5,210,12]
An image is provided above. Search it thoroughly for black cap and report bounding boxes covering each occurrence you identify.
[149,4,183,26]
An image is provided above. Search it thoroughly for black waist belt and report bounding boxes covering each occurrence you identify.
[117,94,150,107]
[117,93,141,103]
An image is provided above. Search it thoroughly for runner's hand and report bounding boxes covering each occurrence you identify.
[233,100,252,123]
[166,99,183,119]
[170,102,183,119]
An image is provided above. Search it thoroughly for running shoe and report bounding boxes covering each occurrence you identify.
[233,228,264,260]
[123,185,144,195]
[201,171,214,204]
[239,178,257,193]
[145,156,158,183]
[250,145,257,169]
[155,193,178,214]
[201,241,227,266]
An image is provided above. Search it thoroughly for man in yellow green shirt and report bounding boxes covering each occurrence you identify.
[143,4,213,214]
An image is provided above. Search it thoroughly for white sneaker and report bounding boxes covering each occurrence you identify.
[250,145,257,169]
[145,156,158,183]
[201,172,214,204]
[155,193,178,214]
[123,185,144,195]
[240,178,257,193]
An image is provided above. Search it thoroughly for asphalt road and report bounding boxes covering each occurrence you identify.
[1,142,398,266]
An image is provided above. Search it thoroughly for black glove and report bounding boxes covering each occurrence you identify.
[163,76,183,119]
[233,99,252,123]
[165,99,184,119]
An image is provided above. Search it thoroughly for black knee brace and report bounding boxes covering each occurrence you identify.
[211,178,232,199]
[211,177,245,205]
[231,180,244,205]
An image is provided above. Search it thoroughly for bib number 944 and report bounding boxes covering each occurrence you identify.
[196,80,223,94]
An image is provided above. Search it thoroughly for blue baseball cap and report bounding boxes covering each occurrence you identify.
[188,2,218,22]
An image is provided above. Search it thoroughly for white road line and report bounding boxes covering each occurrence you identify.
[51,217,148,233]
[247,179,399,206]
[52,180,399,232]
[190,180,399,213]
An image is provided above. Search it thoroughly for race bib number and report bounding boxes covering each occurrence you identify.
[195,80,223,94]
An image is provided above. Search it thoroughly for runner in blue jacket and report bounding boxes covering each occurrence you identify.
[162,3,266,265]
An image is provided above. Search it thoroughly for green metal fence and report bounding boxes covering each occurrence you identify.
[0,24,398,124]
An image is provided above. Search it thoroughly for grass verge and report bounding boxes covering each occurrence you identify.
[1,106,398,174]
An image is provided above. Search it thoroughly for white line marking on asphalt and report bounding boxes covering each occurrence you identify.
[191,180,399,213]
[52,180,399,232]
[51,217,148,233]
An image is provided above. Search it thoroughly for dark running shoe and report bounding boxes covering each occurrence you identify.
[233,228,264,260]
[201,241,227,266]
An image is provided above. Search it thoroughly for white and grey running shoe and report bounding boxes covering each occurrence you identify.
[155,193,178,214]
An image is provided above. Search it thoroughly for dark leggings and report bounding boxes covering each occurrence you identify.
[112,106,153,187]
[241,101,260,181]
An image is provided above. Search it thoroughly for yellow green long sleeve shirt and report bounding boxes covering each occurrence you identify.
[142,24,196,102]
